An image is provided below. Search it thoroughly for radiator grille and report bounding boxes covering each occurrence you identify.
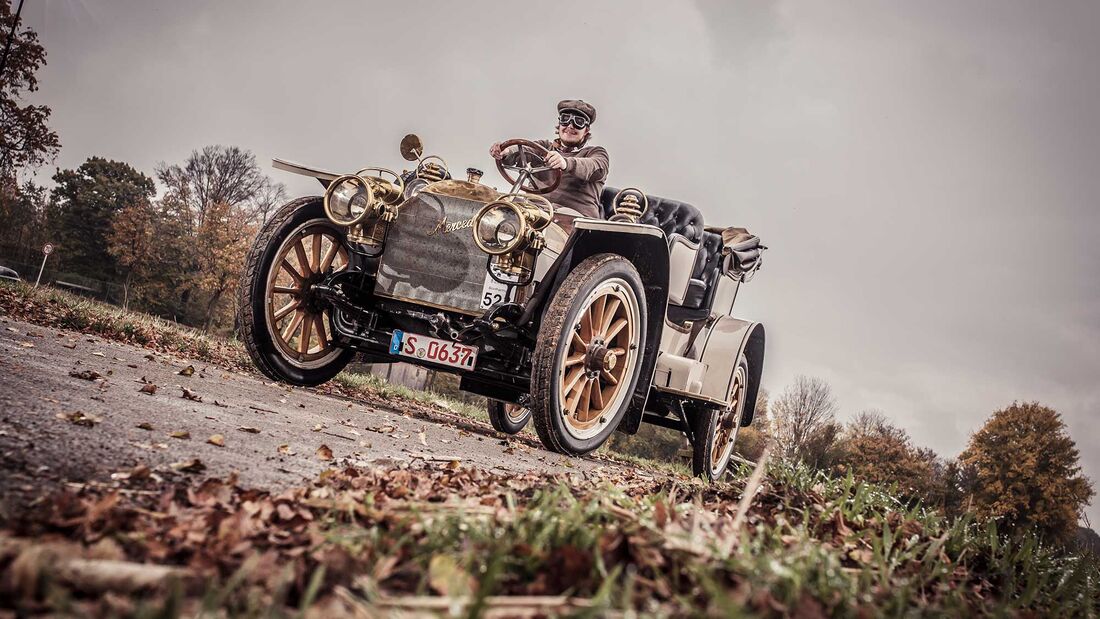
[374,191,486,315]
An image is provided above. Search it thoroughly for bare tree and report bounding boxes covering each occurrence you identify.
[155,145,284,228]
[252,178,287,224]
[769,375,839,462]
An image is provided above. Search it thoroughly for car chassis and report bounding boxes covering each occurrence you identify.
[237,135,767,479]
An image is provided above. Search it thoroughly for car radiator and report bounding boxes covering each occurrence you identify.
[374,190,488,315]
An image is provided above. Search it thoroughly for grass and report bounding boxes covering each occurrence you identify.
[5,458,1096,616]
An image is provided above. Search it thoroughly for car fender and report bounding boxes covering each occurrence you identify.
[525,219,670,435]
[696,317,765,425]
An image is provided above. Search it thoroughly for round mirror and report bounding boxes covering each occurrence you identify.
[400,134,423,162]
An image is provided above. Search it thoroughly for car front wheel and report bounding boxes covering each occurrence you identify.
[237,197,355,385]
[530,254,647,455]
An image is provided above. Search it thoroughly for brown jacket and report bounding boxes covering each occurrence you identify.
[502,139,609,218]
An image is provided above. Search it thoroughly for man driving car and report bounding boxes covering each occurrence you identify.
[490,99,609,219]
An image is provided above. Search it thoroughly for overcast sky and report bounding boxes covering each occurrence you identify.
[17,0,1100,525]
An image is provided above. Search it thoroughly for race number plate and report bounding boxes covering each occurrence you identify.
[389,330,478,370]
[479,270,512,310]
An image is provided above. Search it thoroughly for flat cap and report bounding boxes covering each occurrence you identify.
[557,99,596,124]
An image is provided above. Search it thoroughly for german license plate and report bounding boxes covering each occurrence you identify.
[389,330,478,370]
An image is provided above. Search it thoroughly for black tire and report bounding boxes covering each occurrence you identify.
[692,354,749,480]
[530,254,647,455]
[236,197,355,385]
[487,399,531,434]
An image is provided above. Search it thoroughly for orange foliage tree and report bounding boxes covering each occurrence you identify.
[959,402,1094,541]
[837,411,942,506]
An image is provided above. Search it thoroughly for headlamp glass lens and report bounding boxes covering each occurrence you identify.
[330,178,370,223]
[476,203,523,253]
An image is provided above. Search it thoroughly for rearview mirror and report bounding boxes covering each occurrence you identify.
[400,134,423,162]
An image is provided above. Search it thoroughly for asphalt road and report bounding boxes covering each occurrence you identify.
[0,316,633,514]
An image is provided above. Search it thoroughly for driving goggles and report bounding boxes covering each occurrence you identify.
[558,112,590,129]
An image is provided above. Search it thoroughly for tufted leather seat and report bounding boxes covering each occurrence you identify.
[599,187,723,310]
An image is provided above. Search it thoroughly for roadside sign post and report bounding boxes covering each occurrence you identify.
[35,243,53,288]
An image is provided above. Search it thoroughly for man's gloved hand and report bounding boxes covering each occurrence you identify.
[489,142,503,160]
[545,151,567,170]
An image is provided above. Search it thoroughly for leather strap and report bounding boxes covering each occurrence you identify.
[684,313,717,359]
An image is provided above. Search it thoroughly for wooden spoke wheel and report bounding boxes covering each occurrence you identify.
[237,198,356,385]
[692,355,749,480]
[487,399,531,434]
[531,254,647,455]
[266,222,348,366]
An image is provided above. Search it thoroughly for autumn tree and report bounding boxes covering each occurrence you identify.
[0,178,54,251]
[959,402,1094,542]
[836,410,942,505]
[1,0,60,181]
[154,146,280,330]
[191,201,255,330]
[770,376,840,464]
[107,200,158,310]
[50,158,156,279]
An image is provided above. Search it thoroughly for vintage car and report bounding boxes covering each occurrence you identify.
[237,135,766,480]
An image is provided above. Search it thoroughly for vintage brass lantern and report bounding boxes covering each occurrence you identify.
[472,193,554,280]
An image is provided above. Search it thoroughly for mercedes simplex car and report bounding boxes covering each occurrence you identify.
[237,135,766,479]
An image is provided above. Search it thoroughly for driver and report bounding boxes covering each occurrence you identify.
[489,99,609,219]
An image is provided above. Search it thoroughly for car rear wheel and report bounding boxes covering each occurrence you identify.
[531,254,647,455]
[692,354,749,480]
[487,399,531,434]
[237,197,356,385]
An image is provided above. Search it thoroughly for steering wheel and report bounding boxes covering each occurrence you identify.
[495,139,562,195]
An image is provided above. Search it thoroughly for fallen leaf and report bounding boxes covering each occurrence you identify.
[62,343,77,349]
[135,422,154,431]
[170,430,191,440]
[69,370,102,381]
[207,434,225,447]
[18,341,34,348]
[237,426,261,434]
[213,400,229,408]
[178,365,195,377]
[181,388,202,402]
[169,458,206,473]
[312,424,323,432]
[91,352,105,357]
[316,444,334,461]
[139,383,157,395]
[277,444,297,456]
[428,554,475,597]
[418,430,428,446]
[57,411,101,427]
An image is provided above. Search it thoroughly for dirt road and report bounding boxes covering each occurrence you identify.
[0,317,630,514]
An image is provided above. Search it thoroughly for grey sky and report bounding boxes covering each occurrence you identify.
[18,0,1100,525]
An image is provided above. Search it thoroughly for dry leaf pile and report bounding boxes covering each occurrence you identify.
[2,461,1094,617]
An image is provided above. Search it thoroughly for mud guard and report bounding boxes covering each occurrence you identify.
[695,317,766,426]
[525,220,669,435]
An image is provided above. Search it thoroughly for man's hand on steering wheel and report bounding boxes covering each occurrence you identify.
[545,151,567,170]
[494,138,563,194]
[489,142,504,160]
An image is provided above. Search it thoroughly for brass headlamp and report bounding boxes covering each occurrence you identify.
[472,194,554,279]
[322,168,404,247]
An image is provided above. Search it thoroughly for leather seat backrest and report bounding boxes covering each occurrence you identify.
[599,187,705,244]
